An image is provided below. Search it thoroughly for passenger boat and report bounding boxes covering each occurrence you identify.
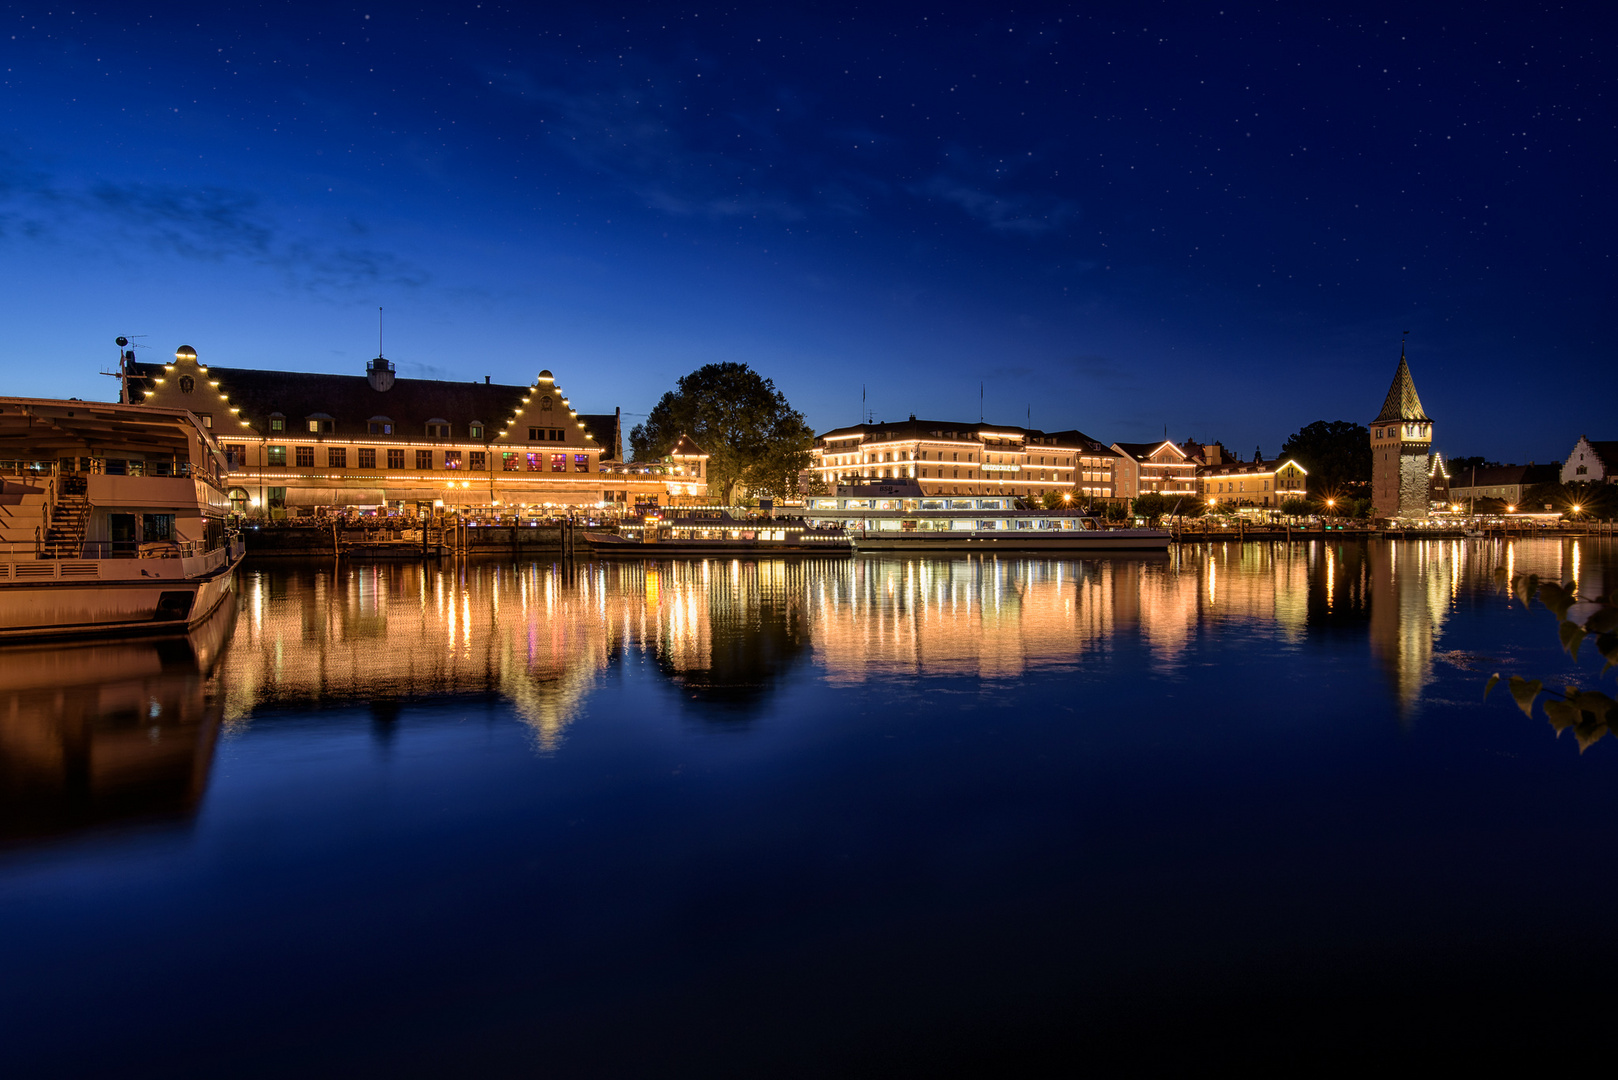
[793,481,1172,552]
[583,505,852,557]
[0,397,245,639]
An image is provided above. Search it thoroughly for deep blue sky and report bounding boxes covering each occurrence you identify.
[3,2,1612,461]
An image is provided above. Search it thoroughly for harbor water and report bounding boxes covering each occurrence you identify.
[3,538,1617,1073]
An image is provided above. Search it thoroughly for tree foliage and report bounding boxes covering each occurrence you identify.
[1448,455,1502,475]
[628,363,814,504]
[1279,420,1371,495]
[1280,497,1313,517]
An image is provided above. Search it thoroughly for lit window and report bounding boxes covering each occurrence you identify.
[503,453,519,472]
[526,453,541,472]
[551,453,566,472]
[470,451,486,471]
[469,424,483,439]
[444,450,462,470]
[575,455,589,472]
[267,446,286,466]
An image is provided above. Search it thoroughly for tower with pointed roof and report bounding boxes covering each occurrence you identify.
[1370,343,1433,519]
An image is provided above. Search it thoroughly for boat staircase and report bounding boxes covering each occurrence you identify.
[0,479,51,558]
[42,475,90,559]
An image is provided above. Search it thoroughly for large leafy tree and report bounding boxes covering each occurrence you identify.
[1279,420,1371,495]
[629,363,815,504]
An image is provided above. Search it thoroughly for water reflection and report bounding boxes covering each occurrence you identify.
[0,600,234,844]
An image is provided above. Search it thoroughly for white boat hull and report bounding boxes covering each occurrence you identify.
[0,543,242,640]
[850,530,1171,552]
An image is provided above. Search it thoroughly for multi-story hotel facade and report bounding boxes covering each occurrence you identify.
[1109,441,1199,499]
[130,347,707,515]
[810,419,1122,502]
[1199,457,1309,508]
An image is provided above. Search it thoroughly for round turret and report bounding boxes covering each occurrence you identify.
[175,345,198,363]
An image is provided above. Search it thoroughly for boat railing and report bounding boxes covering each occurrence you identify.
[70,539,216,560]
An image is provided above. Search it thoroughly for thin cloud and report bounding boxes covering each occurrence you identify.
[919,175,1079,236]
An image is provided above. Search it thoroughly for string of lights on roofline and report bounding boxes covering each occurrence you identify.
[147,345,597,444]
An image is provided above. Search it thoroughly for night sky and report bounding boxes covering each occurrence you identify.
[3,3,1612,462]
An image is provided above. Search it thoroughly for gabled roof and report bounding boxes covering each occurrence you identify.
[1199,457,1307,478]
[1372,345,1430,423]
[668,433,707,457]
[1111,440,1187,463]
[815,418,1117,452]
[129,360,615,449]
[1579,439,1618,469]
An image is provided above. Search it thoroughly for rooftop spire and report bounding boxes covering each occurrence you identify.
[1372,339,1430,423]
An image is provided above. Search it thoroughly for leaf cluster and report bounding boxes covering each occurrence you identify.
[1484,572,1618,752]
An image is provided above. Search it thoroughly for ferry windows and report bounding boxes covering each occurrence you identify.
[574,454,589,472]
[387,449,405,469]
[503,453,520,472]
[358,448,377,469]
[526,453,542,472]
[416,450,434,470]
[328,448,346,468]
[143,514,175,542]
[551,453,567,473]
[444,451,462,470]
[295,446,315,468]
[470,451,486,471]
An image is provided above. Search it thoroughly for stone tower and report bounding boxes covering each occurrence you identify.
[1370,344,1433,519]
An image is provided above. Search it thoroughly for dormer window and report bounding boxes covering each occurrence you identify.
[306,413,335,434]
[469,422,484,440]
[269,413,285,433]
[368,416,394,435]
[426,419,451,439]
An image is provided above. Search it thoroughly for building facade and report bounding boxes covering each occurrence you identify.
[1110,441,1199,500]
[1370,345,1434,519]
[810,418,1121,501]
[131,347,705,514]
[1199,457,1309,508]
[1448,463,1559,508]
[1562,437,1618,484]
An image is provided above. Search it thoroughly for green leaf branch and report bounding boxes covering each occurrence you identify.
[1484,571,1618,752]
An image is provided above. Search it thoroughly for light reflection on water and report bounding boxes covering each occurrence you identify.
[1,537,1610,844]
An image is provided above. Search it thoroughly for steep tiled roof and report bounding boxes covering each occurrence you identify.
[668,433,707,457]
[130,360,616,449]
[1585,441,1618,469]
[1372,346,1431,423]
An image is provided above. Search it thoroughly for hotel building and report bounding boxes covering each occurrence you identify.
[130,347,706,514]
[1109,441,1199,499]
[1199,456,1309,508]
[810,419,1122,501]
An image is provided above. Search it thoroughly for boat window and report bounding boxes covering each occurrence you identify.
[976,520,999,530]
[920,500,945,509]
[979,500,1002,510]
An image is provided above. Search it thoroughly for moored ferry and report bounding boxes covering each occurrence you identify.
[583,505,852,557]
[793,481,1172,552]
[0,398,245,639]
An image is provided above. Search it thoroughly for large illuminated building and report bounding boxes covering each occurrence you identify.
[810,418,1121,501]
[128,346,707,515]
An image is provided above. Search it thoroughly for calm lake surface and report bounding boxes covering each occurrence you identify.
[4,538,1617,1074]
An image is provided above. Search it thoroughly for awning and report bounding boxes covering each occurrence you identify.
[282,488,388,507]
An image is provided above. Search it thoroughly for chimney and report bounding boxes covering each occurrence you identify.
[485,375,490,384]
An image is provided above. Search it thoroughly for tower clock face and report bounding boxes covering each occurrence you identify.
[179,375,196,394]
